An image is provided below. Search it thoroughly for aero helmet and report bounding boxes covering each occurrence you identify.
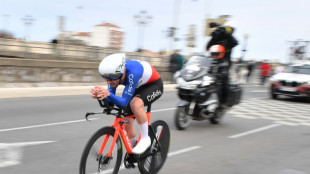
[98,53,126,80]
[209,45,225,59]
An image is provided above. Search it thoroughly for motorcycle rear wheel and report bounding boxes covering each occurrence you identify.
[209,107,224,124]
[174,106,192,130]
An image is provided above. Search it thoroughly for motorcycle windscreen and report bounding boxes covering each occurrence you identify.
[181,56,212,81]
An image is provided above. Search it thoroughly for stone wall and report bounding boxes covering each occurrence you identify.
[0,57,171,87]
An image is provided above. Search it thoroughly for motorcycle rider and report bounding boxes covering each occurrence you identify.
[206,22,238,111]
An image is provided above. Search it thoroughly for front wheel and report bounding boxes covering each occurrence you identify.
[138,120,170,174]
[270,88,278,99]
[174,106,192,130]
[79,127,123,174]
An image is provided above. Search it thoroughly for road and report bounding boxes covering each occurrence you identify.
[0,85,310,174]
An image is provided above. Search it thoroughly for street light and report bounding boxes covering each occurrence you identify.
[22,15,35,41]
[241,33,249,61]
[133,10,152,51]
[2,14,10,31]
[170,0,198,53]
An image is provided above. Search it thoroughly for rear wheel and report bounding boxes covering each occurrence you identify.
[174,106,192,130]
[209,107,224,124]
[79,127,123,174]
[138,120,170,174]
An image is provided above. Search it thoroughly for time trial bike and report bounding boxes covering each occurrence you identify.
[79,99,170,174]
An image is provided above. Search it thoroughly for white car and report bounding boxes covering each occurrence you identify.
[270,61,310,99]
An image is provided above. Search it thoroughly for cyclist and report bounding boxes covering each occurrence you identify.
[90,53,163,154]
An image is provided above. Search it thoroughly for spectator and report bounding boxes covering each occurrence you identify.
[260,60,271,86]
[234,58,242,82]
[169,50,183,83]
[246,60,255,84]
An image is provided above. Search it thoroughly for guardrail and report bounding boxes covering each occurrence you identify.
[0,38,170,67]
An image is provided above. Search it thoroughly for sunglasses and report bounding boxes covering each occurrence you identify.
[101,73,123,81]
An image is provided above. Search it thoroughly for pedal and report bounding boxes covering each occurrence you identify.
[124,153,136,168]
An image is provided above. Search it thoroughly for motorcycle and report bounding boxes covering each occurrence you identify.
[174,55,242,130]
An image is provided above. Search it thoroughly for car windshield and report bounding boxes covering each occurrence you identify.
[285,65,310,75]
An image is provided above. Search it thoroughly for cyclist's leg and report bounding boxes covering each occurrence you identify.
[131,97,150,154]
[123,117,137,145]
[131,78,163,154]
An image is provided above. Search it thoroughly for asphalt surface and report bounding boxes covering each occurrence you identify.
[1,85,310,174]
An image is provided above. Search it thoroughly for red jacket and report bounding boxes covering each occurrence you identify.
[260,63,271,76]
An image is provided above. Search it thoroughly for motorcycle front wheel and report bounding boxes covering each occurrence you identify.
[174,106,192,130]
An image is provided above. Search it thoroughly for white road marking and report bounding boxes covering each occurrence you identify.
[228,124,281,138]
[0,108,176,133]
[0,118,98,133]
[0,141,55,168]
[249,90,268,93]
[168,146,202,157]
[152,108,176,112]
[99,146,202,174]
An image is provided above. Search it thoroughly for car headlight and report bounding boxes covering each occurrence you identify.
[177,77,201,90]
[200,76,215,87]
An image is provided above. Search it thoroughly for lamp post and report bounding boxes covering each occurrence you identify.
[76,6,83,32]
[133,10,152,52]
[22,15,35,41]
[170,0,198,53]
[241,33,249,62]
[2,14,10,31]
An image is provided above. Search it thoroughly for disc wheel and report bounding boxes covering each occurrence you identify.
[138,120,170,174]
[79,127,123,174]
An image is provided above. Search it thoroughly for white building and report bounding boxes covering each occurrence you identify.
[69,22,123,50]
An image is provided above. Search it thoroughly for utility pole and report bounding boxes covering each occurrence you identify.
[170,0,181,52]
[186,25,196,56]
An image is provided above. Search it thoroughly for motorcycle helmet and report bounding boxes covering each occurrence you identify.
[98,53,126,80]
[209,45,225,59]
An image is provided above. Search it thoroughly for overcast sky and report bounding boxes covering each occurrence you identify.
[1,0,309,63]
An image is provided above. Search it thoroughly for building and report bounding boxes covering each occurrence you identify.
[63,22,124,50]
[91,23,123,50]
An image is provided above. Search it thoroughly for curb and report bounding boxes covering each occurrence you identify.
[0,84,177,99]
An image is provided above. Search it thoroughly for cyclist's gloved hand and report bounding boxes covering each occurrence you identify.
[90,86,110,100]
[90,86,98,99]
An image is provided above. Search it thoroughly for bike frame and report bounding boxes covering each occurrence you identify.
[98,111,152,157]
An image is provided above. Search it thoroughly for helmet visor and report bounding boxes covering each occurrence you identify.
[101,73,123,81]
